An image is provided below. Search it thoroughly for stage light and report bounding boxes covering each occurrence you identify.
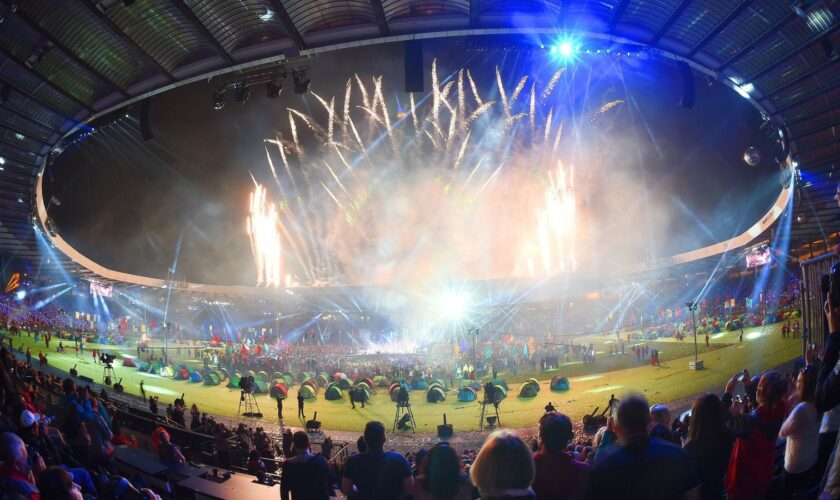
[0,156,5,164]
[559,41,574,58]
[15,290,26,300]
[438,290,470,320]
[212,89,225,111]
[293,67,311,95]
[265,80,282,99]
[234,82,250,104]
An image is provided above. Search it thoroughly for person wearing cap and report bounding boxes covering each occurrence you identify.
[649,404,680,445]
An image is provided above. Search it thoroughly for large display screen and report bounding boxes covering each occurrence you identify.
[745,246,771,268]
[90,281,113,297]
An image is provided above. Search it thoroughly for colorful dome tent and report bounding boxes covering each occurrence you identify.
[298,371,315,383]
[433,378,448,389]
[460,379,482,391]
[301,379,319,394]
[176,367,190,380]
[491,384,508,400]
[316,374,329,387]
[354,381,372,394]
[427,385,446,402]
[189,371,203,383]
[272,372,284,383]
[227,372,243,388]
[298,385,317,400]
[412,379,429,391]
[351,385,371,403]
[257,371,270,383]
[458,387,477,402]
[333,372,348,381]
[253,379,269,394]
[204,372,222,386]
[325,383,343,400]
[373,375,389,387]
[220,368,229,379]
[337,377,353,390]
[518,380,539,398]
[270,382,289,399]
[122,358,136,367]
[550,376,570,392]
[428,382,446,393]
[358,377,375,390]
[137,361,150,371]
[159,366,174,377]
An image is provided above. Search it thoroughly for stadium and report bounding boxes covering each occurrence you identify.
[0,1,838,499]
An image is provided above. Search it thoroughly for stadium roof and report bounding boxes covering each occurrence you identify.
[1,0,839,277]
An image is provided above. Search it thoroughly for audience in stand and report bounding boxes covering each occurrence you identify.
[682,393,734,500]
[779,364,819,497]
[532,412,588,500]
[724,371,786,500]
[587,396,699,500]
[342,421,413,500]
[280,431,331,500]
[413,442,472,500]
[470,430,536,499]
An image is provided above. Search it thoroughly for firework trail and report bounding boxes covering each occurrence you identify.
[248,57,614,286]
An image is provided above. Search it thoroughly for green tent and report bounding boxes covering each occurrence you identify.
[298,385,316,400]
[550,376,570,392]
[253,380,269,394]
[373,375,389,387]
[316,374,329,387]
[204,372,221,386]
[282,374,295,387]
[519,381,539,398]
[337,377,353,390]
[458,387,477,402]
[301,380,319,394]
[257,371,270,383]
[428,382,446,394]
[355,381,372,394]
[433,378,448,389]
[272,372,284,382]
[351,386,370,403]
[227,376,241,388]
[492,385,508,400]
[325,384,343,400]
[358,377,375,389]
[427,386,446,403]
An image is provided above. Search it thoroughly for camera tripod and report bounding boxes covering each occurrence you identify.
[392,401,416,432]
[238,390,263,418]
[102,363,116,386]
[479,398,501,430]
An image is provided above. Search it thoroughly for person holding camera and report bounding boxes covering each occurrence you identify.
[297,391,305,419]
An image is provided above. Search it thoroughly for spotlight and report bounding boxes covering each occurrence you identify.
[212,89,226,111]
[292,67,311,95]
[265,80,282,99]
[438,290,471,321]
[234,82,250,104]
[559,41,574,58]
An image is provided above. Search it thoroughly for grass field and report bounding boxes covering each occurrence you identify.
[3,324,801,433]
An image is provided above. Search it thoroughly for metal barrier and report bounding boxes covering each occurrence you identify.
[800,252,837,353]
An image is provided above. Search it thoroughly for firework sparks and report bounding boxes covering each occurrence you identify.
[247,185,282,287]
[250,57,596,286]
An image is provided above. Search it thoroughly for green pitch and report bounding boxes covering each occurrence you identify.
[4,324,800,432]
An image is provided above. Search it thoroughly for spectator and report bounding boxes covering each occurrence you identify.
[157,430,186,467]
[779,365,819,497]
[649,404,679,445]
[281,431,331,500]
[470,430,535,500]
[56,379,92,465]
[413,442,471,500]
[0,431,42,499]
[682,394,733,500]
[532,412,588,500]
[586,395,699,500]
[342,421,413,500]
[723,371,786,500]
[35,466,81,500]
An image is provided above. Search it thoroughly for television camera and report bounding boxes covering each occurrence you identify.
[239,375,255,396]
[99,352,116,367]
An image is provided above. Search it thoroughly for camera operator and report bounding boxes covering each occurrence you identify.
[397,385,409,406]
[484,380,498,408]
